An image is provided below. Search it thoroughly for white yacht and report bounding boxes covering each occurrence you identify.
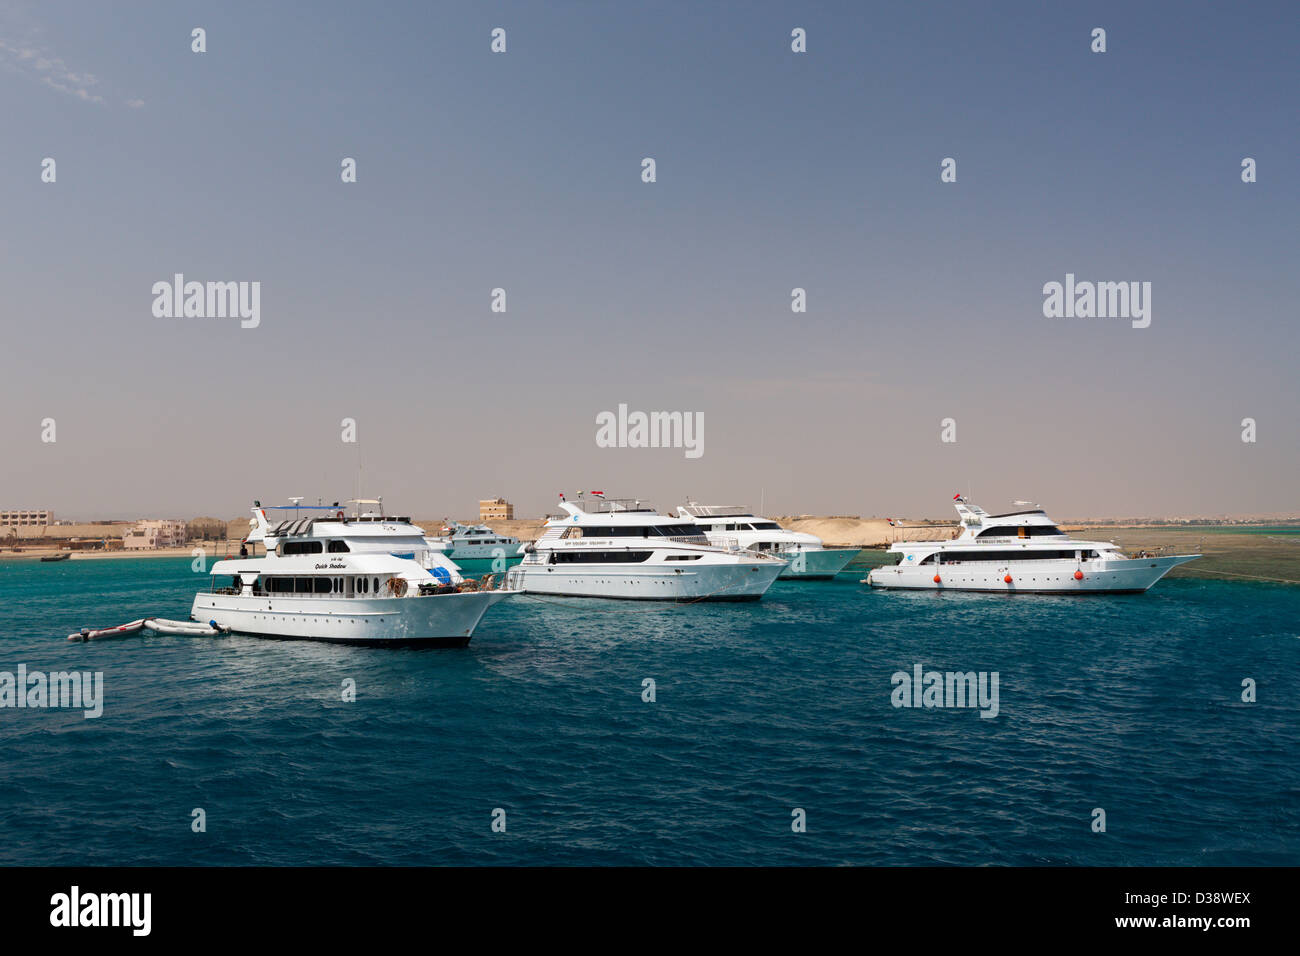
[866,496,1199,593]
[676,503,859,579]
[505,493,785,601]
[426,522,523,562]
[191,501,518,646]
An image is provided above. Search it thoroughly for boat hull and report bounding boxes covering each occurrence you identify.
[505,560,782,601]
[778,547,860,580]
[189,589,517,644]
[866,554,1198,593]
[447,543,522,561]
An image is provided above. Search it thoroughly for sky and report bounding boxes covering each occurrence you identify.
[1,0,1296,521]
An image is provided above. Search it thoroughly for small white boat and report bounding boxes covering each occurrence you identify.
[67,619,146,642]
[427,522,522,561]
[677,503,860,579]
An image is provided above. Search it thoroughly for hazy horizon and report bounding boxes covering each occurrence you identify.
[3,1,1297,523]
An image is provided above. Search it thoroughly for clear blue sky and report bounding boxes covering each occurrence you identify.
[2,0,1296,520]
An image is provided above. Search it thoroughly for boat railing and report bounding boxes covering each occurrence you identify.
[665,535,712,546]
[573,496,656,514]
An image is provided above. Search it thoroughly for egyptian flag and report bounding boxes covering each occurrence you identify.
[887,518,895,526]
[590,491,605,498]
[953,494,965,502]
[558,492,565,501]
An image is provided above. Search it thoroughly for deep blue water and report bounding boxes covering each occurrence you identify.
[1,556,1297,866]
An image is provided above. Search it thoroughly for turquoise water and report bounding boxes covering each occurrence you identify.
[1,556,1297,865]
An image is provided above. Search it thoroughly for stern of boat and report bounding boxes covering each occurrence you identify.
[779,547,860,579]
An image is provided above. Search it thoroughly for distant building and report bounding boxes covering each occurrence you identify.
[122,519,187,550]
[479,497,514,522]
[1,509,53,527]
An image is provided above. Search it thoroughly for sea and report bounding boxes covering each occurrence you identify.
[1,555,1297,866]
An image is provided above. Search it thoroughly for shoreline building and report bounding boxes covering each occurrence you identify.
[1,509,53,528]
[479,497,514,522]
[123,519,187,550]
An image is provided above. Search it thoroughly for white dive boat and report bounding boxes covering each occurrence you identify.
[505,493,785,601]
[425,522,522,561]
[676,503,859,579]
[866,497,1198,594]
[191,501,519,646]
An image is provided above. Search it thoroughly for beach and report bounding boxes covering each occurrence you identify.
[5,518,1297,585]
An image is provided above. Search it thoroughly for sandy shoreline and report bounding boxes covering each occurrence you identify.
[4,523,1297,583]
[0,543,263,562]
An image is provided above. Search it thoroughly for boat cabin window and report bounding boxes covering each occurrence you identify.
[935,549,1083,563]
[655,523,705,538]
[211,574,243,593]
[553,550,653,563]
[259,576,342,595]
[750,521,781,530]
[281,540,324,555]
[328,540,350,553]
[976,525,1063,539]
[566,524,707,539]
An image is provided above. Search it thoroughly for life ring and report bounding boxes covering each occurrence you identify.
[387,577,408,597]
[336,510,345,520]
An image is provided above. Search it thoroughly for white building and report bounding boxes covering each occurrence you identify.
[123,519,187,550]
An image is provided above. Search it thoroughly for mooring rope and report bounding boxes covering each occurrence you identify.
[1178,567,1300,585]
